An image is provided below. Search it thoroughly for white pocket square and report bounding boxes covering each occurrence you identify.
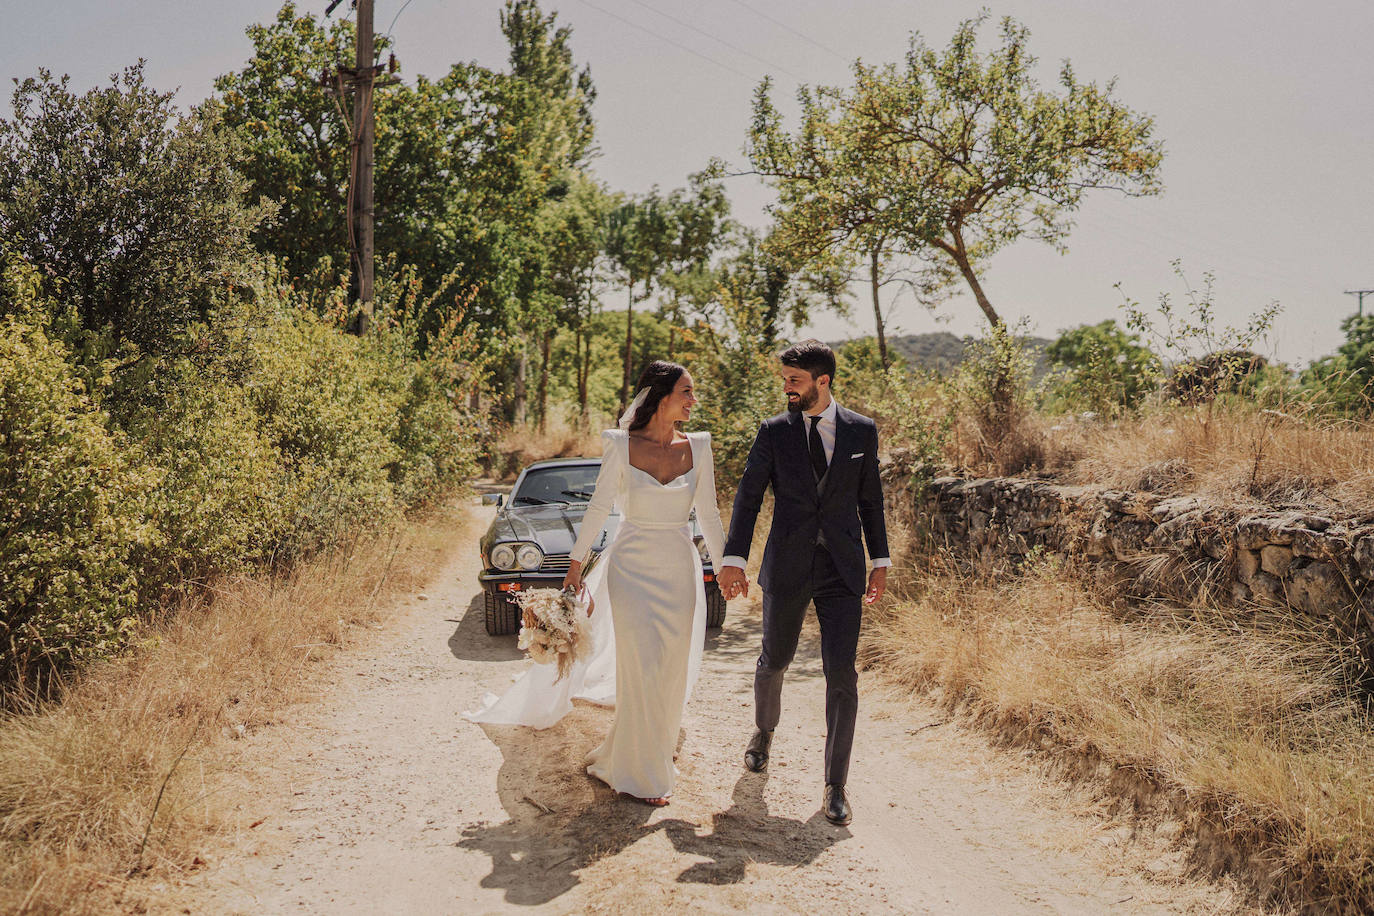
[851,452,865,458]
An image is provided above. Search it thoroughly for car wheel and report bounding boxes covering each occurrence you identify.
[705,579,727,629]
[484,585,521,636]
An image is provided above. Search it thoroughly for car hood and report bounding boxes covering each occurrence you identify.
[491,503,619,554]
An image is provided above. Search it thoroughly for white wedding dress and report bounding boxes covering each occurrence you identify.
[464,429,727,799]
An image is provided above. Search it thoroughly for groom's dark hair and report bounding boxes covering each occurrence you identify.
[627,360,687,431]
[778,339,836,386]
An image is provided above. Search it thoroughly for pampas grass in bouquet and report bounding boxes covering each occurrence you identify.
[514,586,593,682]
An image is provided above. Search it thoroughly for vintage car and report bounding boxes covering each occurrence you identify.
[479,456,728,636]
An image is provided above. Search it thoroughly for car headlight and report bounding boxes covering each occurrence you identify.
[491,544,517,570]
[516,543,544,570]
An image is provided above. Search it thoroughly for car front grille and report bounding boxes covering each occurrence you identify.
[539,553,572,574]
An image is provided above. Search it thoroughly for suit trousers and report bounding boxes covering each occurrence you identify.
[754,544,862,786]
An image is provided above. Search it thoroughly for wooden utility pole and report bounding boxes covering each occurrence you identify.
[1345,288,1374,317]
[349,0,376,334]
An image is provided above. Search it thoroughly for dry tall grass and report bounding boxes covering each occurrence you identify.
[1055,404,1374,514]
[936,400,1374,516]
[0,503,466,915]
[493,406,606,478]
[864,554,1374,913]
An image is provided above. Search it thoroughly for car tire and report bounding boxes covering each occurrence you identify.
[705,579,727,629]
[484,585,521,636]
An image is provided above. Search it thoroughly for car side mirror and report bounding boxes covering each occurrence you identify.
[481,493,505,507]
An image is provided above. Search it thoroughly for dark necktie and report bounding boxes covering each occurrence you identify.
[808,415,828,482]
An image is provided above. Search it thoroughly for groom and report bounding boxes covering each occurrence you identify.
[716,340,889,827]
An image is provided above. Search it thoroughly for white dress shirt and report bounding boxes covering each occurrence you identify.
[721,396,890,571]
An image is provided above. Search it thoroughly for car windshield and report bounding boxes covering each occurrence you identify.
[513,465,601,505]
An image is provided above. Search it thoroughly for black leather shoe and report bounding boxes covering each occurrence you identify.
[823,784,852,826]
[744,729,772,772]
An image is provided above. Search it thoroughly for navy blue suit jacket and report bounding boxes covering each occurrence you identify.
[724,405,889,597]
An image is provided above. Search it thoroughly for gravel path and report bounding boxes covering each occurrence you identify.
[183,502,1255,914]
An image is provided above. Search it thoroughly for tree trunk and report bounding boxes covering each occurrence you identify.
[869,247,889,369]
[577,326,589,426]
[620,284,635,414]
[947,228,1002,327]
[513,342,528,425]
[536,328,551,433]
[575,317,589,426]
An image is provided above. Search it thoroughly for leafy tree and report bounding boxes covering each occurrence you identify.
[606,177,732,411]
[687,226,848,355]
[216,1,597,355]
[500,0,595,168]
[530,173,613,426]
[213,5,354,281]
[1301,312,1374,414]
[494,0,600,422]
[747,14,1163,328]
[0,64,265,370]
[545,306,674,422]
[1046,319,1158,413]
[605,190,676,411]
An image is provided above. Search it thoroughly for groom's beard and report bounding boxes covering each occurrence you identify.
[786,389,818,413]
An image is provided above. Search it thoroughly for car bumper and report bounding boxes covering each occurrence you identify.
[479,568,717,591]
[478,570,566,592]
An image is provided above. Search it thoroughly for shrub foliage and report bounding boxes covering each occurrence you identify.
[0,319,156,686]
[0,269,482,688]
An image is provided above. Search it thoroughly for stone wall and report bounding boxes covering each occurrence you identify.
[888,470,1373,639]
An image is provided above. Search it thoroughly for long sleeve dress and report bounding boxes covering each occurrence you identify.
[465,430,727,799]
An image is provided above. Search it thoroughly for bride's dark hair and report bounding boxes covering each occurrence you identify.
[626,360,687,431]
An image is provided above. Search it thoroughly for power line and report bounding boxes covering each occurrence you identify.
[381,0,422,50]
[722,0,848,64]
[571,0,751,78]
[623,0,806,82]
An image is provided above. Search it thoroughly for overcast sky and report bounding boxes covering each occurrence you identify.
[5,1,1372,366]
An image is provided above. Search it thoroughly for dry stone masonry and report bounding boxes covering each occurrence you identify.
[886,468,1373,646]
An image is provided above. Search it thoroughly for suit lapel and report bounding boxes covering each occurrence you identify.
[820,407,854,501]
[784,410,818,503]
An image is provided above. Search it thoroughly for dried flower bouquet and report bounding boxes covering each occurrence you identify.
[513,586,593,682]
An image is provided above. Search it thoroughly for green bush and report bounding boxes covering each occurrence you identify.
[1301,313,1374,416]
[1044,319,1158,416]
[0,318,156,685]
[947,322,1044,474]
[833,340,949,486]
[246,312,405,560]
[833,337,901,410]
[391,362,476,506]
[128,370,287,593]
[0,253,484,686]
[692,344,780,484]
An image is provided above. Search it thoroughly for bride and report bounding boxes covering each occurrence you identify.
[465,360,727,806]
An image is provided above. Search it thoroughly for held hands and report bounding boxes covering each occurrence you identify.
[863,566,888,606]
[717,565,749,600]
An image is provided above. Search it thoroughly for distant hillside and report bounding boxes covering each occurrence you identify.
[832,331,1054,378]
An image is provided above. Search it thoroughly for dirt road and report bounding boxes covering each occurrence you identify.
[184,502,1255,914]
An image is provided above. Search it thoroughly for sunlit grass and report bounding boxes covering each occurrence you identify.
[0,504,467,915]
[864,554,1374,913]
